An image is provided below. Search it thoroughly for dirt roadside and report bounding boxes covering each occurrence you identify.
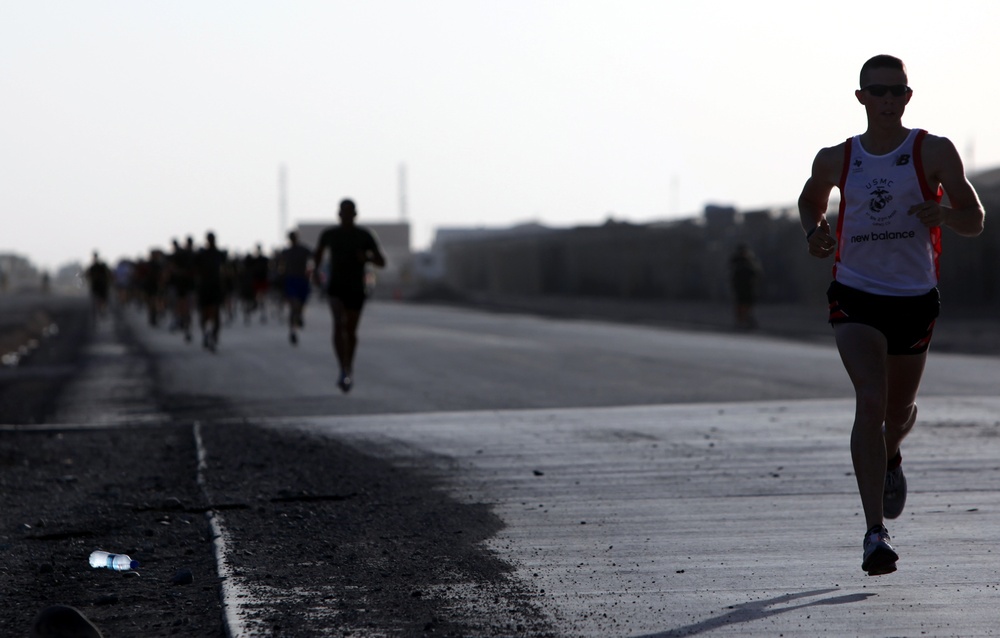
[0,296,553,637]
[0,295,225,636]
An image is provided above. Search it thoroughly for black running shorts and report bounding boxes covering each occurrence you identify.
[827,280,940,355]
[328,284,366,311]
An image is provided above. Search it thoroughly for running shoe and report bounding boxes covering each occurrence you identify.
[290,332,298,345]
[337,373,352,393]
[862,524,898,575]
[883,462,907,520]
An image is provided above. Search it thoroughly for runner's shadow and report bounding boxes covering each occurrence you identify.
[637,588,877,637]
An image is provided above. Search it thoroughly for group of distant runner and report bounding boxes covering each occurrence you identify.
[83,198,386,392]
[88,236,287,349]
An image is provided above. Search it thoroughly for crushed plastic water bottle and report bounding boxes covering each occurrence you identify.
[89,550,138,571]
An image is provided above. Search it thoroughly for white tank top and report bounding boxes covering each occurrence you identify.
[833,128,942,296]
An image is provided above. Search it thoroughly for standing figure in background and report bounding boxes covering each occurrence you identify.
[798,54,984,576]
[312,199,386,392]
[279,231,313,346]
[729,243,763,330]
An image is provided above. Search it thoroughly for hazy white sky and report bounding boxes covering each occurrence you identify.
[4,0,1000,271]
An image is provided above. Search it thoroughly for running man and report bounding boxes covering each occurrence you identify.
[798,54,985,576]
[168,238,197,342]
[249,245,271,324]
[83,251,111,320]
[312,199,386,392]
[194,231,227,352]
[137,248,166,327]
[278,231,313,345]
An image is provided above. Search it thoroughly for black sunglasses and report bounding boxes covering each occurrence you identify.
[861,84,912,97]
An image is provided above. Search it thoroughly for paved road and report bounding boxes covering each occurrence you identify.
[282,397,1000,637]
[133,300,1000,415]
[50,300,1000,635]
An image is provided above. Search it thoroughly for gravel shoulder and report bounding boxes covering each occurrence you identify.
[0,294,224,636]
[0,424,223,636]
[0,295,553,637]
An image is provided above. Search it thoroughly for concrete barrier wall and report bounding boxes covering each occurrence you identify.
[443,185,1000,309]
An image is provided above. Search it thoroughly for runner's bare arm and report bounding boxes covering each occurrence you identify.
[366,246,386,268]
[312,243,326,284]
[799,144,843,258]
[911,135,985,236]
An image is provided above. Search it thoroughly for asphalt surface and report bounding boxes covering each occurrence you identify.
[4,291,1000,636]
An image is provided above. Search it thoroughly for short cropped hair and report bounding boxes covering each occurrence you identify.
[860,55,907,87]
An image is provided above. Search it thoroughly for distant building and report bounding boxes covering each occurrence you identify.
[414,223,555,285]
[54,262,84,292]
[0,253,41,292]
[703,204,738,235]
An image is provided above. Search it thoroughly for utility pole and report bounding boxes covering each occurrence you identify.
[279,163,288,239]
[670,174,680,216]
[398,162,408,220]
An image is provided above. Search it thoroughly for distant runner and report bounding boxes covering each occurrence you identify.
[136,248,166,327]
[278,231,313,345]
[168,237,197,343]
[84,251,111,320]
[195,231,228,352]
[312,199,386,392]
[249,245,271,324]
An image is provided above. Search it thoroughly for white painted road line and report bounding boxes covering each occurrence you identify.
[195,421,251,638]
